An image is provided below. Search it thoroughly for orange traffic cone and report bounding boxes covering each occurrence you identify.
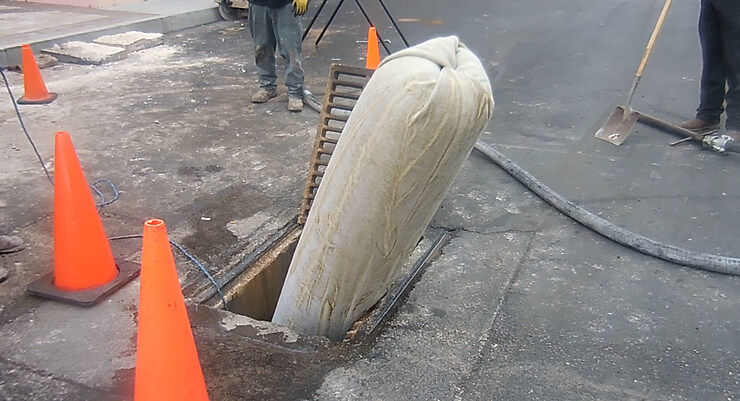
[27,131,139,306]
[135,219,210,401]
[365,26,381,70]
[53,131,117,290]
[17,44,57,105]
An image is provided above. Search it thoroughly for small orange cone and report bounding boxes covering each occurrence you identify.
[27,131,139,306]
[17,44,57,105]
[135,219,209,401]
[365,26,381,70]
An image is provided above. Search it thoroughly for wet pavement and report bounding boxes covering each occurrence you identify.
[0,0,739,400]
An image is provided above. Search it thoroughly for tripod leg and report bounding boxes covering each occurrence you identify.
[354,0,391,54]
[303,0,330,41]
[376,0,409,47]
[316,0,346,47]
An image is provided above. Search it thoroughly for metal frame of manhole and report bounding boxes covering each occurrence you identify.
[298,64,374,225]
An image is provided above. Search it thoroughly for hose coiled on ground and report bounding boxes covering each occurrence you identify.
[473,140,740,276]
[304,88,740,276]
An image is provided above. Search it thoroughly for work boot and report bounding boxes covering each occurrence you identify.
[288,96,303,112]
[0,235,24,255]
[678,118,720,133]
[251,88,277,104]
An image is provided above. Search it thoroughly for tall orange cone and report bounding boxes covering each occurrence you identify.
[54,131,117,290]
[27,131,140,306]
[135,219,209,401]
[17,44,57,105]
[365,26,381,70]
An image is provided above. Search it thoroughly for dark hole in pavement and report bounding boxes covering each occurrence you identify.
[205,224,450,342]
[218,227,300,321]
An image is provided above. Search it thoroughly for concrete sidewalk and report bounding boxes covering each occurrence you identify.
[0,0,220,67]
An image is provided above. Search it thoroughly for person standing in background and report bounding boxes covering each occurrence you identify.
[248,0,308,112]
[679,0,740,139]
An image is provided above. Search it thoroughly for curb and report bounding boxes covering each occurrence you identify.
[0,7,221,68]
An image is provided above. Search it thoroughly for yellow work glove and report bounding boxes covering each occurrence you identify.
[292,0,307,16]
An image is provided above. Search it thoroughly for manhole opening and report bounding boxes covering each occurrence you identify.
[198,65,450,340]
[204,225,450,341]
[217,227,301,321]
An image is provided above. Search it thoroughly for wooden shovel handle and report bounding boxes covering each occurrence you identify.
[636,0,673,77]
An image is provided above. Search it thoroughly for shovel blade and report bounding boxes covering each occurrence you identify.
[594,106,640,146]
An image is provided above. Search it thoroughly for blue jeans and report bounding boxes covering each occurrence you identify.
[697,0,740,129]
[248,3,305,98]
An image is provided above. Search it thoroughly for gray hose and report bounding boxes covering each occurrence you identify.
[473,140,740,276]
[304,87,740,276]
[726,140,740,154]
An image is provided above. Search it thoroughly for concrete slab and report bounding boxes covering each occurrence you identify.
[106,0,218,16]
[315,230,532,400]
[0,281,139,391]
[94,31,163,52]
[0,0,219,67]
[42,41,127,65]
[0,357,128,401]
[0,11,106,37]
[0,1,152,50]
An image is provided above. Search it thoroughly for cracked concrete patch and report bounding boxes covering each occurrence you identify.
[218,312,300,344]
[94,32,164,53]
[225,211,277,239]
[42,41,127,65]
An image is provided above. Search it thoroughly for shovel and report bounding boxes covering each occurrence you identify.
[595,0,673,146]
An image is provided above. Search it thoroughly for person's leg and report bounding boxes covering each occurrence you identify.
[696,0,726,124]
[249,4,279,102]
[272,3,305,109]
[715,0,740,132]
